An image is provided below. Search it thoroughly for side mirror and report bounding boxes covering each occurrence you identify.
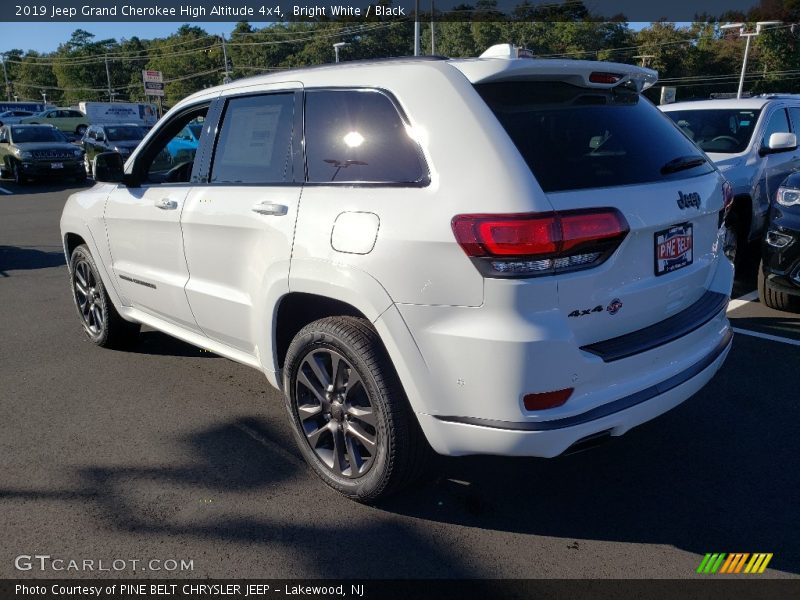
[761,132,798,155]
[93,152,124,183]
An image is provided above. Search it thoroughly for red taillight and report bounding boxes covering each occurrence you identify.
[524,388,574,411]
[589,72,623,84]
[722,180,734,215]
[452,209,629,278]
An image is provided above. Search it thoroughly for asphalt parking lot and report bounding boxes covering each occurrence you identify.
[1,179,798,580]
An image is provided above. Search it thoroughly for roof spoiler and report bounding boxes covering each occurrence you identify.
[466,44,659,92]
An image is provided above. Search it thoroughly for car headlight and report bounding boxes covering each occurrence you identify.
[13,148,33,159]
[777,187,800,207]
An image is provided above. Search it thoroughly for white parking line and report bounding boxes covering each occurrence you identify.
[733,327,800,347]
[0,186,12,195]
[727,290,759,312]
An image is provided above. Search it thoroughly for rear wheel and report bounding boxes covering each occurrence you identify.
[283,316,432,502]
[69,244,140,348]
[758,260,800,312]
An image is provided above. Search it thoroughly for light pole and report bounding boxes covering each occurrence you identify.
[333,42,349,63]
[721,21,782,99]
[220,35,231,84]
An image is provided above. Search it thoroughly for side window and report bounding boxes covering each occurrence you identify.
[138,105,209,185]
[788,107,800,134]
[304,89,427,184]
[46,112,56,119]
[210,93,295,184]
[761,108,791,148]
[70,111,83,118]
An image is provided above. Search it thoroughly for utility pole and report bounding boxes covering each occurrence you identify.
[104,55,114,101]
[220,35,231,84]
[430,0,435,55]
[1,53,10,102]
[414,0,420,56]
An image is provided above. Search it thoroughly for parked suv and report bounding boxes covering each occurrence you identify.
[759,172,800,312]
[0,124,85,184]
[82,123,148,177]
[61,50,734,501]
[661,96,800,262]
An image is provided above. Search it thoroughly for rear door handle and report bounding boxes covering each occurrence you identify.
[252,202,288,216]
[155,198,178,210]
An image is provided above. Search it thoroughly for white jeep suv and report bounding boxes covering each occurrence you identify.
[61,51,734,501]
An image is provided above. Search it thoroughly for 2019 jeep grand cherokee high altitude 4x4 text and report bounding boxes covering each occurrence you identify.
[61,48,734,502]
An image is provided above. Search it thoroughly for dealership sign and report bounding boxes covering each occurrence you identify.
[142,70,165,97]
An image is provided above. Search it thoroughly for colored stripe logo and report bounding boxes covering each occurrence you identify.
[697,553,773,574]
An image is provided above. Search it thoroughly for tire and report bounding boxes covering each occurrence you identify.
[76,125,87,136]
[12,160,26,185]
[69,244,140,348]
[283,316,432,502]
[758,260,800,312]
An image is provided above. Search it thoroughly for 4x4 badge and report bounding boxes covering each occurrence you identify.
[677,191,701,209]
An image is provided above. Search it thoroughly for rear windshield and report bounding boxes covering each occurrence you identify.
[475,81,712,193]
[664,109,761,154]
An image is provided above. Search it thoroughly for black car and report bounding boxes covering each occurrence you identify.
[82,123,147,176]
[759,172,800,312]
[0,124,85,184]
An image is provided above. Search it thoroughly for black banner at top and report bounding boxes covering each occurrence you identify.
[0,0,789,23]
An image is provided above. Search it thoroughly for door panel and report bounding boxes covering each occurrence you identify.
[182,89,302,354]
[104,184,200,332]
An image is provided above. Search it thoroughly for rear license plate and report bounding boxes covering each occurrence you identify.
[655,223,693,276]
[50,162,63,169]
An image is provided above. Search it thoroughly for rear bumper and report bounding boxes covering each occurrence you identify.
[420,329,732,457]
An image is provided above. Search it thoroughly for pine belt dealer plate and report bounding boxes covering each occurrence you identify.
[655,223,693,276]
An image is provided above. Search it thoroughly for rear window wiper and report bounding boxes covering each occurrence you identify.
[660,155,707,175]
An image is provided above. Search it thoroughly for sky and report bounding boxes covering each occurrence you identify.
[0,22,273,54]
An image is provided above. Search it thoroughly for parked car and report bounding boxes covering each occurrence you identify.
[21,107,90,136]
[0,110,36,127]
[661,95,800,263]
[758,172,800,312]
[82,123,148,176]
[166,121,201,161]
[60,48,734,502]
[0,124,85,184]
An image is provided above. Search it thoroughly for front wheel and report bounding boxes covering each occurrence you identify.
[12,160,26,185]
[758,260,800,312]
[69,244,140,348]
[283,316,432,502]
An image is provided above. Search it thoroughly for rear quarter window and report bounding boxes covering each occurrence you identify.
[304,89,428,185]
[476,81,712,193]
